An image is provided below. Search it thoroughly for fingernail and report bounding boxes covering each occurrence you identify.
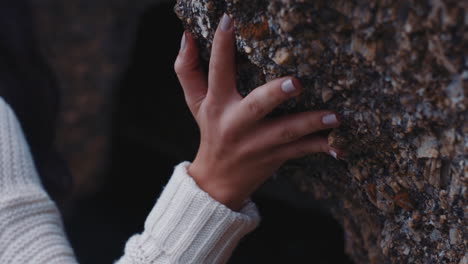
[322,113,338,125]
[180,32,186,51]
[281,79,296,93]
[329,149,338,160]
[220,13,233,31]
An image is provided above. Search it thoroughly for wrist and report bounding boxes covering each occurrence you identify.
[187,162,247,211]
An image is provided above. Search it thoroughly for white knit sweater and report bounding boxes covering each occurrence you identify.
[0,97,260,264]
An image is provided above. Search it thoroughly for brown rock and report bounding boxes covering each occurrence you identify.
[175,0,467,263]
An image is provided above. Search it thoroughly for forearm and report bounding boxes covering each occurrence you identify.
[116,162,260,264]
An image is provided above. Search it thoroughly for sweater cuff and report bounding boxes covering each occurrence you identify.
[124,162,260,264]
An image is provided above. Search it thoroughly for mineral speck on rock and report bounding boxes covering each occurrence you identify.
[175,0,467,263]
[321,87,333,103]
[272,47,293,66]
[416,135,439,159]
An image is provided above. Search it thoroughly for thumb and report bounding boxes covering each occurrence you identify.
[174,31,208,115]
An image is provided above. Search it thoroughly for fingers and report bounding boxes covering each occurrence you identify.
[271,135,340,162]
[257,111,341,146]
[233,77,302,129]
[208,13,238,101]
[174,31,208,115]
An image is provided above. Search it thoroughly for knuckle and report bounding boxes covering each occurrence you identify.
[220,128,236,144]
[175,56,200,77]
[246,99,265,117]
[217,121,237,144]
[209,59,223,73]
[203,103,220,118]
[266,88,283,105]
[280,128,298,142]
[174,57,185,75]
[307,114,325,130]
[237,142,257,159]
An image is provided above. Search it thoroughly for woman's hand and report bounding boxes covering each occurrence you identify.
[174,14,341,211]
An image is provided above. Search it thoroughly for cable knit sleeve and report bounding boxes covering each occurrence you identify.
[116,162,261,264]
[0,98,78,264]
[0,97,260,264]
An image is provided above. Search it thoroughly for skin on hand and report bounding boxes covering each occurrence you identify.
[174,14,341,211]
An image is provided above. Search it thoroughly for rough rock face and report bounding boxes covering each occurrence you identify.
[175,1,467,263]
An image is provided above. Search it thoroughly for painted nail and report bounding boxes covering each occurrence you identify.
[322,113,338,125]
[220,13,233,31]
[329,149,338,160]
[281,79,296,93]
[180,32,186,51]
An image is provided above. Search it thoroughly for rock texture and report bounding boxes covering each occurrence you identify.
[175,1,467,263]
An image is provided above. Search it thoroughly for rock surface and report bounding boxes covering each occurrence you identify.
[175,1,467,263]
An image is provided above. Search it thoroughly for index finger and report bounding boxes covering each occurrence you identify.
[207,13,240,102]
[232,77,302,130]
